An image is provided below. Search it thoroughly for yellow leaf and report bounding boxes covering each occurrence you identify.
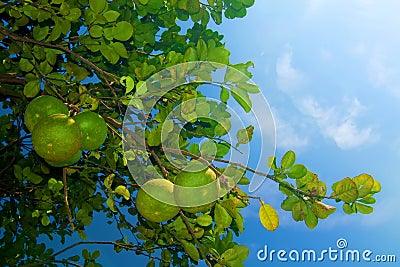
[115,185,130,200]
[259,203,279,231]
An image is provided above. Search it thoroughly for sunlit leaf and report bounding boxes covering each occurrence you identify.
[353,173,374,198]
[259,203,279,231]
[332,178,358,203]
[115,185,130,200]
[311,201,336,219]
[281,150,295,170]
[181,240,200,261]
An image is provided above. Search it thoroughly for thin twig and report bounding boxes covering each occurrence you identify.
[0,27,118,81]
[149,148,169,179]
[179,211,212,267]
[62,167,75,230]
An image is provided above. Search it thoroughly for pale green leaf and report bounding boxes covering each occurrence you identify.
[281,150,295,170]
[333,178,358,203]
[89,0,106,13]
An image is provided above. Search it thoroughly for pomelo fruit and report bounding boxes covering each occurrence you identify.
[24,95,68,132]
[73,111,107,150]
[136,179,180,223]
[45,150,82,167]
[32,114,82,162]
[174,166,219,213]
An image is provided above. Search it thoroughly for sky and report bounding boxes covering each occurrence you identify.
[37,1,400,266]
[214,0,400,266]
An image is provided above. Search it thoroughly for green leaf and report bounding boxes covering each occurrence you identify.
[103,10,120,22]
[89,25,103,38]
[65,8,81,21]
[113,21,133,41]
[291,201,308,221]
[311,201,336,219]
[41,215,50,226]
[89,0,106,13]
[33,26,49,41]
[305,210,318,229]
[353,173,374,198]
[281,150,295,170]
[235,125,254,146]
[237,177,250,185]
[78,230,87,240]
[138,0,149,4]
[13,164,23,181]
[281,196,299,211]
[181,240,200,262]
[20,58,34,72]
[115,185,130,200]
[214,203,232,229]
[184,47,198,62]
[120,76,135,94]
[26,170,43,184]
[146,259,155,267]
[343,203,355,214]
[67,255,80,262]
[332,178,358,203]
[359,196,376,204]
[100,44,119,64]
[111,42,128,58]
[92,250,100,260]
[239,82,259,94]
[259,203,279,231]
[287,164,307,179]
[371,179,381,194]
[82,248,90,260]
[208,43,230,64]
[230,88,251,113]
[220,87,230,103]
[106,197,117,212]
[220,245,249,265]
[196,214,212,227]
[355,202,373,214]
[48,178,63,192]
[220,199,237,219]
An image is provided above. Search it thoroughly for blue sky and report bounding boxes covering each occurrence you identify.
[42,1,400,266]
[214,0,400,266]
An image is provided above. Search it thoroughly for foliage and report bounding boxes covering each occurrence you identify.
[0,0,380,266]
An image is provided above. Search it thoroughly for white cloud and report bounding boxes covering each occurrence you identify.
[276,48,304,92]
[300,97,376,149]
[272,109,309,151]
[367,54,400,98]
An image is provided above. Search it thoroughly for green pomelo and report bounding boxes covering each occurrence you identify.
[46,150,82,167]
[24,95,69,132]
[73,111,107,150]
[136,179,180,223]
[174,167,219,213]
[32,114,82,162]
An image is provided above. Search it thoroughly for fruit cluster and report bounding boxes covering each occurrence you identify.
[24,95,108,167]
[135,165,219,223]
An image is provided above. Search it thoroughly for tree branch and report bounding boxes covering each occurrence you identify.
[0,27,119,82]
[179,211,212,267]
[62,167,75,231]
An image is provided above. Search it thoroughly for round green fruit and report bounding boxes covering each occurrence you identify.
[32,114,82,162]
[46,150,82,167]
[24,95,69,132]
[174,167,219,213]
[136,179,180,223]
[73,111,107,150]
